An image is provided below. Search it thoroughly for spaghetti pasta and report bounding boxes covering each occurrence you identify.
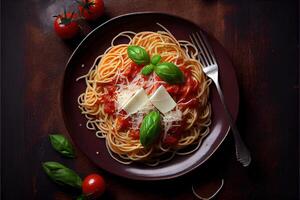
[77,25,211,165]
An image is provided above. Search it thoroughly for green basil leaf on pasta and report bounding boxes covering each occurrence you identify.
[150,54,161,65]
[141,64,154,76]
[127,45,150,65]
[140,111,161,147]
[49,134,75,158]
[155,62,185,84]
[42,161,82,189]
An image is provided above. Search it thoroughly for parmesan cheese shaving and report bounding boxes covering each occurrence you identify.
[122,89,149,115]
[162,107,182,139]
[115,74,144,112]
[150,85,177,114]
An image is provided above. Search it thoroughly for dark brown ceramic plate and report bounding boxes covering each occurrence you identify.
[61,12,239,180]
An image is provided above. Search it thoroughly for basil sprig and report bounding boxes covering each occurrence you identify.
[49,134,75,158]
[155,62,185,84]
[141,54,161,75]
[127,45,185,84]
[150,54,161,65]
[140,111,161,147]
[42,161,82,189]
[141,64,155,75]
[127,45,150,65]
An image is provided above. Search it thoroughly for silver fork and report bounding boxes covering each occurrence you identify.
[190,31,251,167]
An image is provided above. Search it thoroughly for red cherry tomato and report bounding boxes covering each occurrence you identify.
[54,12,79,39]
[78,0,104,21]
[82,174,106,198]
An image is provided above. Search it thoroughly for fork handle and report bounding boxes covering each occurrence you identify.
[214,80,251,167]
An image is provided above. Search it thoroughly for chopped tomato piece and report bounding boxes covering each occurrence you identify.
[116,116,130,131]
[123,66,132,77]
[106,85,115,95]
[164,135,178,146]
[124,62,142,81]
[104,102,115,115]
[119,109,127,116]
[155,75,162,81]
[165,85,180,95]
[129,130,140,140]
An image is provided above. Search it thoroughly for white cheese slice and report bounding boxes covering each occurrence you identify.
[149,85,177,114]
[122,88,149,115]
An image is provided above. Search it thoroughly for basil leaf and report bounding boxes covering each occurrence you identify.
[127,45,150,65]
[141,64,154,75]
[42,161,82,189]
[150,54,161,65]
[155,62,185,84]
[140,111,161,147]
[49,134,75,158]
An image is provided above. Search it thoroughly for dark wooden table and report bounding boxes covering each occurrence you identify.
[1,0,299,199]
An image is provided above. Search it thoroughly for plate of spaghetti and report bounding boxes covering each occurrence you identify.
[62,12,239,180]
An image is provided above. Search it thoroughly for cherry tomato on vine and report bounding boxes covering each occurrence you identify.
[54,10,80,39]
[82,174,106,198]
[77,0,104,21]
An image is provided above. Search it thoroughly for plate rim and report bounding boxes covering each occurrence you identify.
[60,11,239,180]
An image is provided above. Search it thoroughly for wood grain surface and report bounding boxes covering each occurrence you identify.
[1,0,299,199]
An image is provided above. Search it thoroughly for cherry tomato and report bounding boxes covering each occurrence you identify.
[54,11,79,39]
[82,174,106,198]
[78,0,104,21]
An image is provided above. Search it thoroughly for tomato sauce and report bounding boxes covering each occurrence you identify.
[129,130,140,140]
[98,62,201,146]
[163,120,188,146]
[162,66,201,146]
[162,66,199,106]
[98,62,145,115]
[116,116,131,131]
[124,63,143,82]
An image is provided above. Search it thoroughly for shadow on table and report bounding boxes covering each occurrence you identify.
[102,135,235,200]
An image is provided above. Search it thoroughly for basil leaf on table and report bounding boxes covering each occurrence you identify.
[140,111,161,147]
[49,134,75,158]
[127,45,150,65]
[154,62,185,84]
[141,64,155,75]
[150,54,161,65]
[42,161,82,189]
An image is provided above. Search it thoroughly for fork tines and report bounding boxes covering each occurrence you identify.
[189,31,217,67]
